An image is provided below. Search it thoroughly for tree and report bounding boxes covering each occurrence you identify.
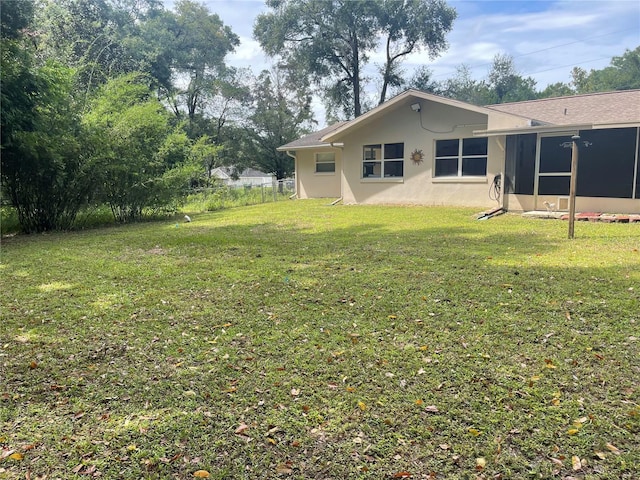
[438,64,492,105]
[1,0,34,39]
[377,0,455,104]
[35,0,164,95]
[1,61,94,232]
[538,81,574,99]
[82,74,197,222]
[190,136,224,187]
[1,1,95,232]
[572,46,640,93]
[245,67,315,183]
[486,53,537,104]
[255,0,456,119]
[405,65,440,94]
[160,0,239,130]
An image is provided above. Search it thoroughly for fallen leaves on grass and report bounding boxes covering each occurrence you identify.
[193,470,210,478]
[475,457,486,470]
[357,401,367,411]
[571,456,582,471]
[235,423,250,436]
[424,405,439,413]
[72,464,97,475]
[275,461,293,475]
[550,457,564,467]
[392,471,412,478]
[605,442,621,454]
[212,323,232,329]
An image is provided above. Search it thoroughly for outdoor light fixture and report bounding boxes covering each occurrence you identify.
[410,102,421,112]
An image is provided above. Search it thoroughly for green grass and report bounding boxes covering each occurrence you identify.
[1,201,638,479]
[183,185,295,213]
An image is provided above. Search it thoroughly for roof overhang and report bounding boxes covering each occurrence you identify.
[276,142,344,152]
[474,121,640,138]
[320,89,521,143]
[276,144,325,152]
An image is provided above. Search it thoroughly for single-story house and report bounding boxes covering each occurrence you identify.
[278,89,640,214]
[210,167,275,187]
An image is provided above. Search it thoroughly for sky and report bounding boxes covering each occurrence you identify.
[163,0,640,125]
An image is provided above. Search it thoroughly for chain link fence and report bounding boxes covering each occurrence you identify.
[185,179,296,211]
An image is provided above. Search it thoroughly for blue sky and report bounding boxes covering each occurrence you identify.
[164,0,640,124]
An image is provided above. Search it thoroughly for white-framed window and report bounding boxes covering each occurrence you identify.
[315,152,335,173]
[363,142,404,178]
[434,138,487,177]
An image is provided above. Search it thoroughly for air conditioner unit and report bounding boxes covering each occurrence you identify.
[557,196,570,211]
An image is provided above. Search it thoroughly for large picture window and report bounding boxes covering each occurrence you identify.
[315,152,335,173]
[363,143,404,178]
[434,138,487,177]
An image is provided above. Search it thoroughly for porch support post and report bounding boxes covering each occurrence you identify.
[568,135,580,239]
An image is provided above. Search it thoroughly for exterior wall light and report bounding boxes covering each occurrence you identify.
[410,102,421,112]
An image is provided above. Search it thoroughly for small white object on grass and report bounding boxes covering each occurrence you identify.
[184,215,191,223]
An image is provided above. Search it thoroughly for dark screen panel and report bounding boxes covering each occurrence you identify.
[576,128,637,198]
[637,130,640,199]
[538,176,570,196]
[540,136,572,173]
[505,134,536,195]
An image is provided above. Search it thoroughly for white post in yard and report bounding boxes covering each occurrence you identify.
[568,135,580,239]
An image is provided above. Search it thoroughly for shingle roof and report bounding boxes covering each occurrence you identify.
[277,121,349,150]
[487,90,640,125]
[279,90,639,150]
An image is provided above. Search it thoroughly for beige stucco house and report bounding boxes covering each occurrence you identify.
[279,89,640,214]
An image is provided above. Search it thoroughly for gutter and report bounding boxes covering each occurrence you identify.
[474,123,593,137]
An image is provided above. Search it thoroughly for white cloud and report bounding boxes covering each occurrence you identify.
[422,0,640,88]
[230,36,266,62]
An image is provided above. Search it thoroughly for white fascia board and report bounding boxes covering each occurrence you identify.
[473,124,594,137]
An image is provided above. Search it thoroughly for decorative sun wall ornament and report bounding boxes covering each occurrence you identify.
[411,148,424,165]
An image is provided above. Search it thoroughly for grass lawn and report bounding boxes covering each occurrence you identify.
[1,201,638,479]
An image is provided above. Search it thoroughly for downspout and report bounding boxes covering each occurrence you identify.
[495,137,506,211]
[286,151,298,199]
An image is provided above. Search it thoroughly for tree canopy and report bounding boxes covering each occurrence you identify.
[244,67,315,180]
[254,0,456,119]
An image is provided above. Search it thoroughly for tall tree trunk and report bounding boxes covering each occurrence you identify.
[351,32,361,118]
[379,37,392,105]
